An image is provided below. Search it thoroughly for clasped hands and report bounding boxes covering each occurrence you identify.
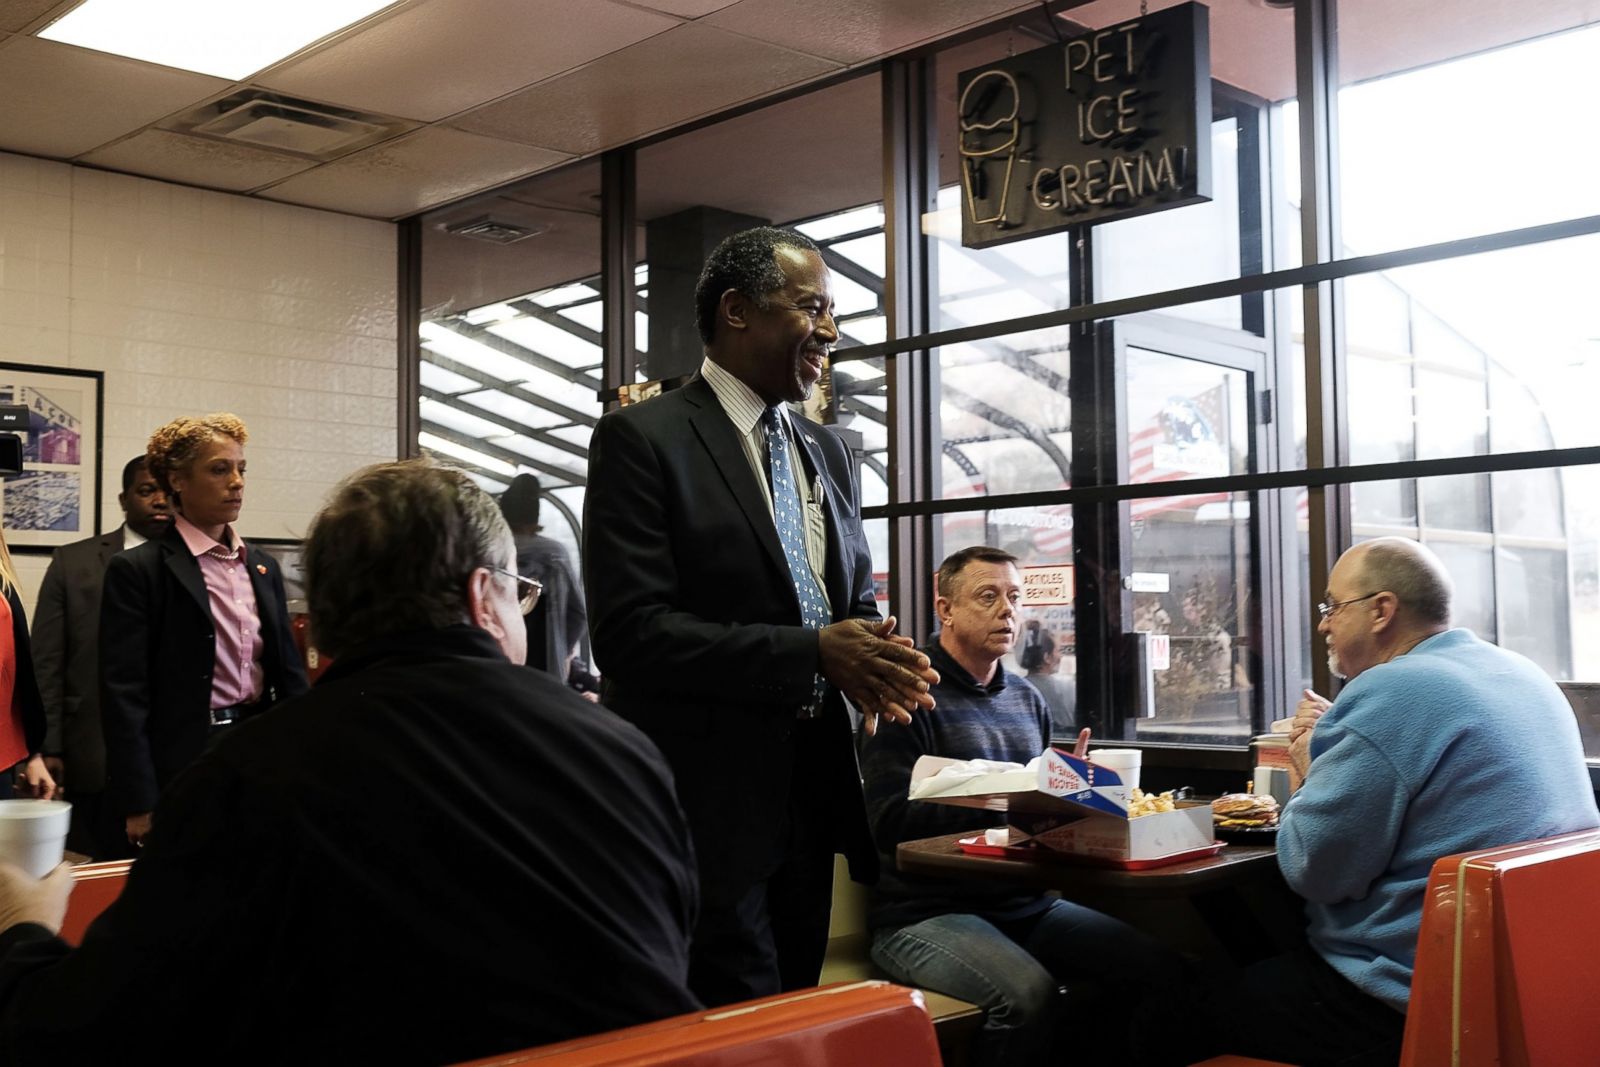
[1287,688,1331,784]
[818,617,939,735]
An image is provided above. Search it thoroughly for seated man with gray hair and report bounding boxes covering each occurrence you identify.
[0,461,700,1063]
[1207,536,1599,1067]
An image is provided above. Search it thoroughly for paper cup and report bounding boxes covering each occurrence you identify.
[0,800,71,878]
[1088,748,1142,789]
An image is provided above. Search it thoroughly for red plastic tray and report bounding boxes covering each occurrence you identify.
[956,835,1226,869]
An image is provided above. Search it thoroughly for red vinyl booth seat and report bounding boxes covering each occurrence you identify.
[457,980,942,1067]
[61,860,133,946]
[1195,826,1600,1067]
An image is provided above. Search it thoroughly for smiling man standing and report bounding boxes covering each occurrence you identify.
[859,546,1181,1067]
[584,226,938,1007]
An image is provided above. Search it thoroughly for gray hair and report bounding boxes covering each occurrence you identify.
[304,460,510,658]
[1356,537,1453,626]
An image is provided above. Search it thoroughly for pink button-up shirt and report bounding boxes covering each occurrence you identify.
[173,513,264,709]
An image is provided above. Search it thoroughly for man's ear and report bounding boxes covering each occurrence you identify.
[1370,591,1400,633]
[465,567,508,643]
[720,288,752,333]
[934,594,952,627]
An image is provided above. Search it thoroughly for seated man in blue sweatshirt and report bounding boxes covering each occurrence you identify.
[860,546,1183,1067]
[1211,537,1600,1067]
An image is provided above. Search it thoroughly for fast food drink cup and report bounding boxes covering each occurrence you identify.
[1088,748,1141,789]
[0,799,71,878]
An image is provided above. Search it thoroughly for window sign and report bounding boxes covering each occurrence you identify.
[956,2,1212,247]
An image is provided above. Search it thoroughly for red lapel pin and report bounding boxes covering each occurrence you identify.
[256,564,267,575]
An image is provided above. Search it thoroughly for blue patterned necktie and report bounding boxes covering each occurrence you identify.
[761,407,828,717]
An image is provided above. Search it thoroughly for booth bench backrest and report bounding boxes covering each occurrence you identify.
[456,981,942,1067]
[61,860,134,946]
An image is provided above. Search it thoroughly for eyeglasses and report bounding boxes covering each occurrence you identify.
[1316,591,1380,621]
[489,567,543,615]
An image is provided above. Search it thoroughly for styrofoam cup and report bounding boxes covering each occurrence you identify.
[1088,748,1142,790]
[0,800,71,878]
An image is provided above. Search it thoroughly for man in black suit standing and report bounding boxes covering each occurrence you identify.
[31,456,170,859]
[584,226,938,1007]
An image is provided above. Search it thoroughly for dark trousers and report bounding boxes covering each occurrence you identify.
[66,789,137,861]
[1198,944,1406,1067]
[687,719,837,1008]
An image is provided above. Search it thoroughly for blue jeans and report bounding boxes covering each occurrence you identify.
[871,902,1182,1067]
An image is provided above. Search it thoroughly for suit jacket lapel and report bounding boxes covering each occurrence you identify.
[245,547,281,648]
[684,378,789,580]
[163,540,210,619]
[96,529,122,570]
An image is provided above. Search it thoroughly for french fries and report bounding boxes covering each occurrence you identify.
[1127,787,1177,818]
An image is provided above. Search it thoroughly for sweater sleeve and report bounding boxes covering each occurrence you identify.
[1276,707,1411,904]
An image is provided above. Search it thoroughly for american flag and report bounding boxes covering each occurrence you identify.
[1129,382,1234,520]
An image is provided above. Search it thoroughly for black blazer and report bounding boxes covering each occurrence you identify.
[2,584,46,760]
[31,527,124,791]
[99,525,307,815]
[583,375,880,895]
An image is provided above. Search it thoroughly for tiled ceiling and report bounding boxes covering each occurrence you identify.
[0,0,1034,221]
[4,0,1585,223]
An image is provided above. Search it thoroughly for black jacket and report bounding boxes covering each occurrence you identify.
[98,525,307,814]
[0,626,700,1064]
[31,527,124,791]
[583,375,880,895]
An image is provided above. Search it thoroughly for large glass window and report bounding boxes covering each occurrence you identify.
[416,162,604,557]
[1336,7,1600,256]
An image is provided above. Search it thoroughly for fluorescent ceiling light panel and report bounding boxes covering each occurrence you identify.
[39,0,397,81]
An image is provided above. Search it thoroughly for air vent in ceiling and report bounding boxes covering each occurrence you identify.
[165,90,417,162]
[443,217,546,244]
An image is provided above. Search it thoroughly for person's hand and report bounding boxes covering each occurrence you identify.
[818,616,940,736]
[42,757,65,795]
[1289,689,1331,744]
[126,812,153,848]
[17,755,57,800]
[0,862,74,935]
[1289,726,1313,786]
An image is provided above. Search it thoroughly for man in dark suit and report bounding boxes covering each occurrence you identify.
[31,456,170,859]
[584,226,938,1007]
[0,461,698,1063]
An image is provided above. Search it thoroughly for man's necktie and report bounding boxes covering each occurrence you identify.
[761,407,828,718]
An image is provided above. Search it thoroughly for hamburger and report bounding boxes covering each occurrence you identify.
[1212,793,1279,829]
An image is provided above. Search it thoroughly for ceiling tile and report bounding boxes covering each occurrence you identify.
[0,37,228,159]
[259,127,570,220]
[78,129,319,193]
[705,0,1031,64]
[259,0,679,123]
[452,22,839,155]
[628,0,740,15]
[0,0,65,33]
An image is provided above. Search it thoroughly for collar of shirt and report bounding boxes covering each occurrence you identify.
[701,356,777,437]
[924,638,1009,696]
[173,512,242,559]
[121,525,146,551]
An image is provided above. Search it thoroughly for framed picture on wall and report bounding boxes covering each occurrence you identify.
[0,363,103,552]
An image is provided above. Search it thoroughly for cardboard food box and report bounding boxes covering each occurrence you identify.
[908,747,1215,864]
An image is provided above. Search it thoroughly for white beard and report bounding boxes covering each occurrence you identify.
[1327,652,1347,680]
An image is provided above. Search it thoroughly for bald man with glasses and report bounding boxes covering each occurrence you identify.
[1199,537,1598,1067]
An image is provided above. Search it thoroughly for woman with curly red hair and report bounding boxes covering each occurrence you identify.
[100,413,306,848]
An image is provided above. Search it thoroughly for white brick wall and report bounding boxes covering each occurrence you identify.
[0,151,399,615]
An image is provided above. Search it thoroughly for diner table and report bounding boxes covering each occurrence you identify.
[896,832,1278,897]
[895,831,1305,965]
